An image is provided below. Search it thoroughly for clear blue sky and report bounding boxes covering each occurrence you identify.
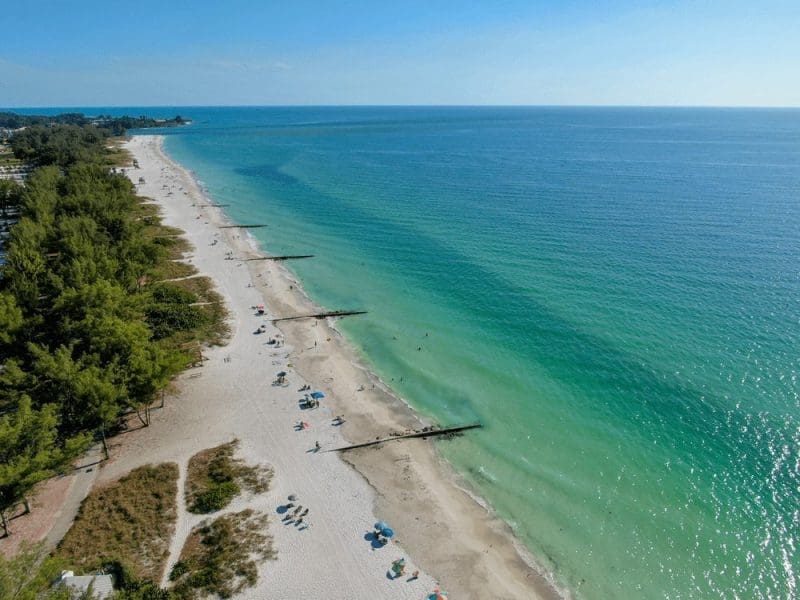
[2,0,799,107]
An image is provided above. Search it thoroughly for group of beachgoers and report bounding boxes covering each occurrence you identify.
[281,495,310,530]
[255,296,442,594]
[301,394,320,408]
[369,523,424,585]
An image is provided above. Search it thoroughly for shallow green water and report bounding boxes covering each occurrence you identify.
[153,107,799,599]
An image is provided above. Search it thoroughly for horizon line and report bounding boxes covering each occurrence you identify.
[4,103,800,111]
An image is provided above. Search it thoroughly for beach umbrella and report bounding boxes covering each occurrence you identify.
[374,521,390,531]
[310,391,325,399]
[277,371,287,377]
[381,527,395,538]
[287,494,298,502]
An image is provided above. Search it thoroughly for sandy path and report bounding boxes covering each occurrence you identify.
[159,461,186,587]
[43,445,105,550]
[0,445,103,558]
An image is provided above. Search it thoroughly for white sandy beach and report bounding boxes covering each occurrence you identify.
[106,135,564,599]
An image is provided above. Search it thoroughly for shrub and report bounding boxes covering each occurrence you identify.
[170,510,274,599]
[168,560,189,581]
[190,481,240,513]
[185,441,272,515]
[145,304,207,339]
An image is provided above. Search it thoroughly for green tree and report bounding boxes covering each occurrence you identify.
[18,166,60,225]
[0,361,27,414]
[26,344,119,436]
[0,542,71,600]
[79,317,175,427]
[0,293,23,351]
[0,117,204,534]
[0,179,21,216]
[0,397,89,536]
[10,124,109,167]
[2,217,50,311]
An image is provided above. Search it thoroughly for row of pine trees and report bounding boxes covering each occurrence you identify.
[0,123,211,537]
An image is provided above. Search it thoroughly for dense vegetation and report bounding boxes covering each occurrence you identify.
[0,112,88,129]
[7,115,185,167]
[0,120,226,538]
[0,179,22,213]
[98,115,188,136]
[0,112,187,134]
[9,125,112,167]
[0,542,70,600]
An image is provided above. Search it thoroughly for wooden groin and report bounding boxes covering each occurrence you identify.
[272,310,367,323]
[196,203,231,207]
[330,422,482,452]
[219,224,268,229]
[245,255,314,262]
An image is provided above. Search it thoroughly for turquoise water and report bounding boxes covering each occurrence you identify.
[143,107,800,599]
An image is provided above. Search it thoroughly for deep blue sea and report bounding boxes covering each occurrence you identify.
[20,106,800,598]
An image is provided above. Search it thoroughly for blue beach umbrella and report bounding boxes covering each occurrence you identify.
[374,521,389,531]
[310,391,325,399]
[381,527,395,538]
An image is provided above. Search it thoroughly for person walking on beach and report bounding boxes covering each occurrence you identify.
[314,440,321,452]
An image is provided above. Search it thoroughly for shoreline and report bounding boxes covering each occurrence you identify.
[127,134,566,599]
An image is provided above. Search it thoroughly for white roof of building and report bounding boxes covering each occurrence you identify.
[59,573,114,599]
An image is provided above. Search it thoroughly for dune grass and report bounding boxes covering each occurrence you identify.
[185,440,272,514]
[105,139,134,167]
[57,463,179,582]
[129,198,230,349]
[166,276,230,347]
[169,509,274,599]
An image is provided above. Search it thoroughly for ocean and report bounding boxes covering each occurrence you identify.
[39,106,800,598]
